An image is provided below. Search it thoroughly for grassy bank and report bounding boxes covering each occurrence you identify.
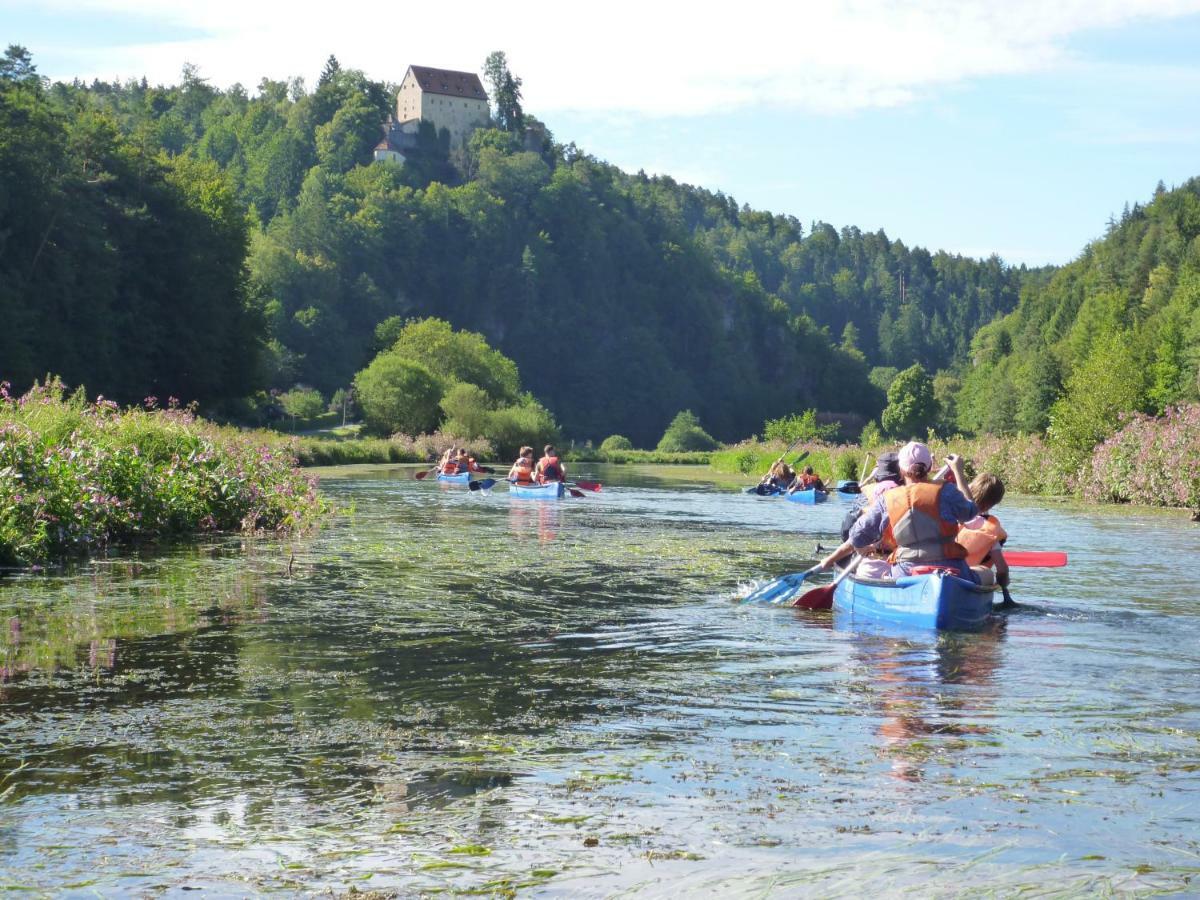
[709,442,867,482]
[566,448,712,465]
[0,380,327,566]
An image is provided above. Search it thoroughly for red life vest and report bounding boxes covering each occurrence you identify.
[511,458,534,484]
[882,482,967,563]
[441,460,460,474]
[537,455,564,483]
[958,514,1008,567]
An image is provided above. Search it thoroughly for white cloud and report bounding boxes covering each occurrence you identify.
[15,0,1200,115]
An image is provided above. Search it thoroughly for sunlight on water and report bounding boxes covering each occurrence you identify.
[1,465,1198,894]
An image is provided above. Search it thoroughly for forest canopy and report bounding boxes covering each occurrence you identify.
[2,45,1076,445]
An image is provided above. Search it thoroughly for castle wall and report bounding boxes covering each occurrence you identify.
[396,69,489,150]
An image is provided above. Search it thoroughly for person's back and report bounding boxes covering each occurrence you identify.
[850,441,981,581]
[509,447,535,485]
[957,473,1010,589]
[457,450,481,473]
[536,444,566,483]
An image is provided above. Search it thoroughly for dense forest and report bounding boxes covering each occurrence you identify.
[2,45,1070,444]
[956,178,1200,465]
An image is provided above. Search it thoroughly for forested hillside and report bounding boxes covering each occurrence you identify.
[2,47,1043,444]
[956,179,1200,446]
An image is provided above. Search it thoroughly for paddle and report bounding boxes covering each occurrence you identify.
[997,583,1018,610]
[467,478,498,492]
[814,543,1068,569]
[1001,551,1068,568]
[741,564,822,604]
[792,554,864,609]
[569,480,602,492]
[414,467,437,480]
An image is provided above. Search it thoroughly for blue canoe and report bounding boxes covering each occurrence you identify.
[786,488,828,504]
[833,570,996,632]
[436,471,472,484]
[509,481,565,500]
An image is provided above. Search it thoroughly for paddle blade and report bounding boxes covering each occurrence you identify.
[792,583,834,610]
[1004,551,1067,568]
[567,486,585,498]
[415,469,431,480]
[742,572,809,605]
[477,466,495,474]
[468,478,497,492]
[573,480,602,492]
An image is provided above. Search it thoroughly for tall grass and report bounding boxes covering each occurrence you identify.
[0,379,326,566]
[709,440,866,481]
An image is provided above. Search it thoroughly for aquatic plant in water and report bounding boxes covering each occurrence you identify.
[0,378,327,565]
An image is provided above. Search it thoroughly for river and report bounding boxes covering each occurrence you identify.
[1,464,1198,896]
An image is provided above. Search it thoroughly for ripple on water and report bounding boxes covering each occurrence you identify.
[1,466,1199,894]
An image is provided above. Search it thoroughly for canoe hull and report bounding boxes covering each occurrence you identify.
[786,489,828,504]
[436,471,472,484]
[510,481,564,500]
[833,571,995,632]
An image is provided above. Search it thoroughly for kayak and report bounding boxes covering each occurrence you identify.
[833,569,996,632]
[835,480,861,494]
[786,488,828,504]
[436,471,472,484]
[509,481,565,500]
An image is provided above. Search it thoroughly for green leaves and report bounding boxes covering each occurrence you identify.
[881,364,939,439]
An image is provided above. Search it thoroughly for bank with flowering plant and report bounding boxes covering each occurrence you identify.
[0,379,327,566]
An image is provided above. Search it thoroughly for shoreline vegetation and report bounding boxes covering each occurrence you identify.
[287,402,1200,519]
[0,380,327,567]
[4,376,1196,568]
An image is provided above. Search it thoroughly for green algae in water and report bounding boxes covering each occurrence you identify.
[1,465,1200,895]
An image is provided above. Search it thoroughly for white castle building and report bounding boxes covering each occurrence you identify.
[375,65,491,162]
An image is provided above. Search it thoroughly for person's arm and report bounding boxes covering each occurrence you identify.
[939,481,984,528]
[945,454,970,500]
[818,539,855,569]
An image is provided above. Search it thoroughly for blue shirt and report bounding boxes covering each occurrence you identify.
[849,482,979,550]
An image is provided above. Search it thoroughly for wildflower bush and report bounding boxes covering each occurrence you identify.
[0,379,326,566]
[1080,405,1200,516]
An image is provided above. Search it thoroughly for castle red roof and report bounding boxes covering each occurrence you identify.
[406,65,487,100]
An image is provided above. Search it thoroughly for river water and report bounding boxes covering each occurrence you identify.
[1,464,1198,896]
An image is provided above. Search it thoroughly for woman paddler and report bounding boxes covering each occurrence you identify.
[848,441,987,582]
[508,446,536,485]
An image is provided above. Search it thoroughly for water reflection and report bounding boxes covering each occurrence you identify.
[848,623,1005,783]
[507,500,561,543]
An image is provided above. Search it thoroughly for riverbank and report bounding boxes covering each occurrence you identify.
[0,380,327,566]
[293,425,1200,519]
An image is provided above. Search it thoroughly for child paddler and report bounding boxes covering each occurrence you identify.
[508,446,535,485]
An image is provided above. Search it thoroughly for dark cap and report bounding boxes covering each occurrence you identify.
[871,451,901,482]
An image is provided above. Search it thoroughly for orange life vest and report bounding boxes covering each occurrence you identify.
[882,482,967,563]
[537,455,564,483]
[958,514,1008,567]
[511,458,534,484]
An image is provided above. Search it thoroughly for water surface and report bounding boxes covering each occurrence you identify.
[1,465,1198,895]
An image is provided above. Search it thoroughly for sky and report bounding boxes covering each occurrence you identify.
[6,0,1200,266]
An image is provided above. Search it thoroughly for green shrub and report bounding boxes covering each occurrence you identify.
[354,355,443,435]
[656,410,719,453]
[0,378,326,566]
[279,386,325,422]
[762,410,838,444]
[599,434,634,453]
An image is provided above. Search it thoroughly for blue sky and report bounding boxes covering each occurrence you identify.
[6,0,1200,266]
